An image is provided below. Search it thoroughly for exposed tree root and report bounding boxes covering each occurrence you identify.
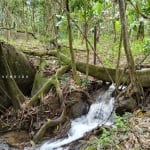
[31,66,70,143]
[32,107,66,143]
[29,65,70,106]
[0,42,26,110]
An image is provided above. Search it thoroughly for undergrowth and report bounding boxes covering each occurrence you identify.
[86,113,132,150]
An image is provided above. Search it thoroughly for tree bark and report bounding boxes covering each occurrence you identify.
[118,0,143,97]
[0,42,25,110]
[0,42,35,110]
[65,0,81,85]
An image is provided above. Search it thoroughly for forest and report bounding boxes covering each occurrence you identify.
[0,0,150,149]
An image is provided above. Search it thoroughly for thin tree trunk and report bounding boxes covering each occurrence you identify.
[112,2,117,42]
[65,0,80,85]
[83,0,90,78]
[94,26,97,65]
[115,30,122,89]
[118,0,142,98]
[137,21,144,40]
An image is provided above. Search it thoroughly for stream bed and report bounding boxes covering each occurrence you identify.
[33,84,115,150]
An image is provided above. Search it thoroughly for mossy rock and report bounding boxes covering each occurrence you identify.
[0,42,35,110]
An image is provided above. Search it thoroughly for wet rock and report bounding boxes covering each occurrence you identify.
[70,100,89,118]
[0,131,29,149]
[115,96,137,115]
[0,141,10,150]
[66,91,90,119]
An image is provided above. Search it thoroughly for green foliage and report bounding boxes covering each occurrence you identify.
[92,2,103,15]
[85,145,97,150]
[97,128,114,148]
[114,113,131,131]
[81,77,90,87]
[115,20,121,32]
[60,73,70,85]
[96,113,131,149]
[143,39,150,54]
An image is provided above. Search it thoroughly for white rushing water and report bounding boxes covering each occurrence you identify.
[40,84,115,150]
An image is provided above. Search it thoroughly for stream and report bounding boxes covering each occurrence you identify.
[35,84,115,150]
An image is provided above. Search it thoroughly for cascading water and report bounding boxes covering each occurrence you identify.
[39,84,115,150]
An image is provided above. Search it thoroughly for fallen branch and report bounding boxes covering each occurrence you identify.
[0,23,15,30]
[62,44,86,51]
[16,30,37,39]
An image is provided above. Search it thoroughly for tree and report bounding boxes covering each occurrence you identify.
[118,0,143,101]
[0,42,26,110]
[65,0,80,85]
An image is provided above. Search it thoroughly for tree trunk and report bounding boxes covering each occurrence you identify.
[94,25,97,65]
[118,0,143,98]
[83,0,90,78]
[65,0,80,85]
[137,21,144,40]
[0,42,35,110]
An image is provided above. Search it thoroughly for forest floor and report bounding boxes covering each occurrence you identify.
[0,39,150,150]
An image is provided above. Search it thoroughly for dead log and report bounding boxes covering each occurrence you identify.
[16,30,37,39]
[23,50,150,88]
[76,62,150,88]
[0,23,15,30]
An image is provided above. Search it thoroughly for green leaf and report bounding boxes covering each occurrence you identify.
[92,2,102,15]
[115,20,121,32]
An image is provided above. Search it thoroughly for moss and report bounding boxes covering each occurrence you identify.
[85,145,97,150]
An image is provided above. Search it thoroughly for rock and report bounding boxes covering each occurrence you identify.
[70,100,89,118]
[0,141,10,150]
[66,91,90,119]
[0,131,29,149]
[115,96,137,115]
[0,42,35,110]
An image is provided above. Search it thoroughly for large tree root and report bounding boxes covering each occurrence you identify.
[0,42,26,110]
[31,66,70,143]
[32,107,66,143]
[29,65,70,106]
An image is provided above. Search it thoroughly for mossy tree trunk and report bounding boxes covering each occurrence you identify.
[0,42,35,111]
[0,42,25,110]
[65,0,81,85]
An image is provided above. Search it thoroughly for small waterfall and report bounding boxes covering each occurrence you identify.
[39,84,115,150]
